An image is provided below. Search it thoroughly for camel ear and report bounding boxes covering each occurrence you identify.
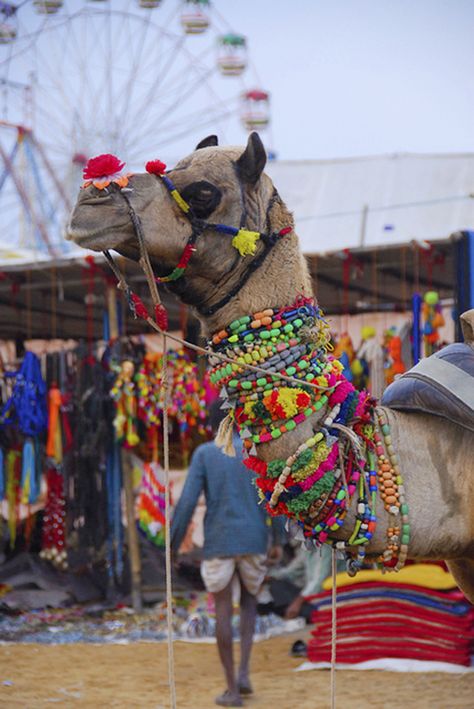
[236,132,267,185]
[195,135,218,150]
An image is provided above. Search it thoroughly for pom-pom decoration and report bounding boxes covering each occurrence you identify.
[82,153,130,190]
[262,387,311,420]
[145,159,167,176]
[110,360,140,449]
[422,290,445,356]
[136,350,215,466]
[232,228,261,256]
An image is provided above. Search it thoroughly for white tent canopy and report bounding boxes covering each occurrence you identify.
[266,152,474,255]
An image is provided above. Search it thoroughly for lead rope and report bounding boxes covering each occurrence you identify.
[163,332,177,709]
[331,546,337,709]
[102,248,176,707]
[124,213,178,708]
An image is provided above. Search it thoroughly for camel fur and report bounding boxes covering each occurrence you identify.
[67,134,474,601]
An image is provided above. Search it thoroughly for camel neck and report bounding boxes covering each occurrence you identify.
[199,230,314,335]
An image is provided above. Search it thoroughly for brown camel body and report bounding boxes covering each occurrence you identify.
[67,134,474,600]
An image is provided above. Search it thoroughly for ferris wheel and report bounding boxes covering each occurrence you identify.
[0,0,272,260]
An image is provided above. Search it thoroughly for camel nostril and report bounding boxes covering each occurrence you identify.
[79,194,113,206]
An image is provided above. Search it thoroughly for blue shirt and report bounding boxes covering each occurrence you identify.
[171,436,286,559]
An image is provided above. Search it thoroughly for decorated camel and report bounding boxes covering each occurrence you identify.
[67,133,474,601]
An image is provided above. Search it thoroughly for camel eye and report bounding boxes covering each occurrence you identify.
[180,180,222,218]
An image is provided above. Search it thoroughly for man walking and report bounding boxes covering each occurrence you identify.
[171,405,284,707]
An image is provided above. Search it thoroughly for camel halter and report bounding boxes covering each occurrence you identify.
[81,153,292,327]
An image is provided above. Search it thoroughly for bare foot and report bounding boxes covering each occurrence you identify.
[215,689,243,707]
[238,680,253,695]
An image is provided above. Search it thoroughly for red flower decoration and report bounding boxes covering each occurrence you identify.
[145,159,167,176]
[83,154,125,180]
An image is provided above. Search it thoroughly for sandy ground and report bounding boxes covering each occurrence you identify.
[1,633,474,709]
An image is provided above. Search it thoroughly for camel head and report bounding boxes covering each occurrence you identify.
[69,135,280,290]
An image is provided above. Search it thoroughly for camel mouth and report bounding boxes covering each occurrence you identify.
[66,223,132,252]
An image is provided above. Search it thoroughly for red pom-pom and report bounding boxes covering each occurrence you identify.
[83,154,125,180]
[146,160,167,176]
[154,303,168,331]
[243,456,268,475]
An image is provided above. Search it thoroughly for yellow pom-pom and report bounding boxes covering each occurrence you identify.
[277,387,307,417]
[232,229,261,256]
[126,431,140,447]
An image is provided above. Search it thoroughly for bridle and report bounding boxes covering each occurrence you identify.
[83,156,292,329]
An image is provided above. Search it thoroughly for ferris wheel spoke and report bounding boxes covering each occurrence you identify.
[153,63,241,146]
[122,32,188,139]
[154,41,215,98]
[31,29,91,146]
[125,74,240,154]
[115,14,154,137]
[32,82,86,148]
[127,53,220,144]
[152,108,238,150]
[126,99,238,156]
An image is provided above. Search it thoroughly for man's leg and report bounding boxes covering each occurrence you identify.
[237,582,257,694]
[214,580,242,707]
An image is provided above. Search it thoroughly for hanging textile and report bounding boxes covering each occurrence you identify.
[0,351,47,437]
[105,441,124,580]
[136,461,168,546]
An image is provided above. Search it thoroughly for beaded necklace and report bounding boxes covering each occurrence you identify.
[209,296,410,573]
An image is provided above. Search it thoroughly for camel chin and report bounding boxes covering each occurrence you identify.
[66,224,132,253]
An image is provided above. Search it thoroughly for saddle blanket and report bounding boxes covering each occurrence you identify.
[381,342,474,433]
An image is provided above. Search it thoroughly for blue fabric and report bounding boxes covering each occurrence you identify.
[21,438,40,504]
[312,588,471,615]
[171,435,286,559]
[382,342,474,432]
[0,352,47,436]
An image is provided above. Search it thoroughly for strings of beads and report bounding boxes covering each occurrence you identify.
[209,298,410,574]
[210,300,338,452]
[375,408,410,571]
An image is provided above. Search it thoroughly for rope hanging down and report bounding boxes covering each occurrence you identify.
[162,334,177,709]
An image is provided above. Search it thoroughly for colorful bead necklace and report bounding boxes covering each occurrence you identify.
[210,296,410,573]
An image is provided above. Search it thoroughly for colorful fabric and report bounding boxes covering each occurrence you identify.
[321,563,457,591]
[307,580,474,667]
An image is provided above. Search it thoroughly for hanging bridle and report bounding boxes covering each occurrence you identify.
[81,154,292,330]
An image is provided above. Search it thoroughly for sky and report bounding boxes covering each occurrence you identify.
[216,0,474,160]
[3,0,474,164]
